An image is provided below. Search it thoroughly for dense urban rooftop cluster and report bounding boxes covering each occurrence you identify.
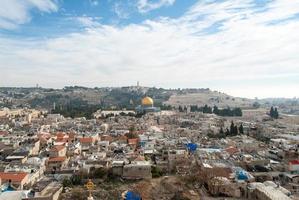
[0,91,298,200]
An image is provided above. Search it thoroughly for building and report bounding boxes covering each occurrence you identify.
[79,137,94,152]
[49,146,66,158]
[122,161,152,179]
[46,157,68,172]
[0,172,29,189]
[289,160,299,173]
[247,182,291,200]
[135,96,160,114]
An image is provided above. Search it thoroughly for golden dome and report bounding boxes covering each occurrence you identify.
[141,96,154,106]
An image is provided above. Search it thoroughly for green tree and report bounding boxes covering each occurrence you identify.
[269,106,279,119]
[233,107,243,116]
[219,127,224,134]
[253,102,260,108]
[178,105,183,112]
[62,177,72,188]
[234,125,238,135]
[151,166,163,178]
[274,107,279,119]
[203,104,212,113]
[239,123,244,134]
[213,105,219,115]
[70,174,82,185]
[126,125,138,139]
[230,121,235,135]
[225,128,230,136]
[219,127,225,138]
[92,167,107,179]
[270,106,274,118]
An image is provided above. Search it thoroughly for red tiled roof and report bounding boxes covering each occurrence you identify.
[290,160,299,165]
[56,137,68,143]
[48,156,66,162]
[225,146,239,155]
[128,138,138,145]
[118,135,128,141]
[56,132,67,138]
[0,131,8,136]
[0,172,28,182]
[101,135,112,142]
[80,137,93,143]
[50,145,65,152]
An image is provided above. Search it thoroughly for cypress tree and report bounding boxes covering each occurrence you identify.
[203,104,208,113]
[269,106,279,119]
[207,106,212,113]
[270,106,274,118]
[230,121,235,135]
[239,123,244,134]
[184,106,187,112]
[274,107,279,119]
[225,128,230,136]
[234,125,238,135]
[179,105,183,112]
[213,105,219,115]
[219,127,224,134]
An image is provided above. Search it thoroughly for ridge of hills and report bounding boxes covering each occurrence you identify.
[0,86,298,115]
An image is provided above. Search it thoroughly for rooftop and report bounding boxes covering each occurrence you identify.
[48,156,66,162]
[0,172,28,182]
[79,137,93,143]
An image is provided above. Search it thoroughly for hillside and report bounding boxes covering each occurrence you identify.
[1,86,298,115]
[164,90,254,109]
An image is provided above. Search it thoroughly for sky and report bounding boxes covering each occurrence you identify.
[0,0,298,98]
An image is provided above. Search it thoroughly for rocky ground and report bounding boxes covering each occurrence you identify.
[59,176,202,200]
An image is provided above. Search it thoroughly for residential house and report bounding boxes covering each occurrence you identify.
[49,146,66,158]
[0,172,29,189]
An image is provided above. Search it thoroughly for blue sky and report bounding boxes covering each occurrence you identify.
[0,0,299,98]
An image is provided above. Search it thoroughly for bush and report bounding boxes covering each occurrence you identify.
[71,188,87,200]
[92,168,108,179]
[62,177,72,188]
[71,174,82,185]
[151,166,163,178]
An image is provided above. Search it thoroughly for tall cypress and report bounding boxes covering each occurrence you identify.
[270,106,274,118]
[274,107,279,119]
[230,121,235,135]
[239,123,244,134]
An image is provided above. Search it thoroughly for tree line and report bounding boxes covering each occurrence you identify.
[269,106,279,119]
[179,104,242,116]
[208,121,244,139]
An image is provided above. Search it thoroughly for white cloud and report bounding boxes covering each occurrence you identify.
[89,0,99,6]
[113,2,130,19]
[0,0,299,98]
[75,16,101,27]
[0,0,58,29]
[137,0,175,13]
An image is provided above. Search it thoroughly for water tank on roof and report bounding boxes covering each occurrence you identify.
[186,143,197,153]
[125,191,142,200]
[237,170,248,180]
